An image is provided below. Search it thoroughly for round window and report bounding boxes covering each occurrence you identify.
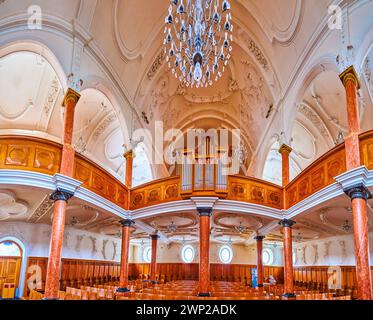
[219,245,233,264]
[181,245,195,263]
[143,246,152,263]
[262,248,274,265]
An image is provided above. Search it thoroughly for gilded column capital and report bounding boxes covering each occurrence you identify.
[62,88,81,107]
[124,149,135,159]
[279,144,292,155]
[339,65,360,90]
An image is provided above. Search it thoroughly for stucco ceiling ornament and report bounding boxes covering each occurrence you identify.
[0,190,28,221]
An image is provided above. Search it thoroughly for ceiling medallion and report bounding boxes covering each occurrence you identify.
[164,0,233,88]
[234,222,246,234]
[167,220,178,233]
[341,220,352,233]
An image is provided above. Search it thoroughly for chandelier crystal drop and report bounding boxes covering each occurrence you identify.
[164,0,233,88]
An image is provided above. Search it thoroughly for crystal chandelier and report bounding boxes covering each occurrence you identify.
[164,0,233,88]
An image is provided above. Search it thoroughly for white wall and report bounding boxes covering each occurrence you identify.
[294,234,373,266]
[0,222,124,262]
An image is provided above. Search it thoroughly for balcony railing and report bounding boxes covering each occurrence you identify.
[1,130,373,211]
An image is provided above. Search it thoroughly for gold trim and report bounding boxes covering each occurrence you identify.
[62,88,81,107]
[279,144,292,155]
[124,150,135,159]
[339,65,360,90]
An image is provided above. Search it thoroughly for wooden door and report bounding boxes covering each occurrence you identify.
[0,257,22,296]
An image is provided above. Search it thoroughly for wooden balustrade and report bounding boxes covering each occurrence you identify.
[285,144,346,208]
[2,131,373,212]
[0,136,129,209]
[227,176,283,209]
[130,176,181,210]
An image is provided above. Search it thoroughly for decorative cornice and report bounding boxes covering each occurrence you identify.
[344,183,372,200]
[191,197,219,210]
[279,219,296,228]
[119,219,135,228]
[50,188,74,202]
[279,144,292,155]
[339,65,361,90]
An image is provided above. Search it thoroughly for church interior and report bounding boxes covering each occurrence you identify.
[0,0,373,302]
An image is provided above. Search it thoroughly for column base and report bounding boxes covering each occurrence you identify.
[42,297,59,301]
[151,281,159,285]
[197,292,211,297]
[116,287,130,293]
[282,293,296,299]
[257,284,264,288]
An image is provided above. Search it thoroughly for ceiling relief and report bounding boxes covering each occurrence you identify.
[363,52,373,104]
[237,0,303,45]
[0,190,28,221]
[297,103,333,144]
[214,213,263,235]
[28,195,54,223]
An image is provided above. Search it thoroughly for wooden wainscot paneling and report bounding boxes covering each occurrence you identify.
[0,136,61,175]
[360,130,373,170]
[73,154,129,209]
[130,176,181,210]
[24,257,121,297]
[227,176,283,209]
[285,143,346,208]
[293,266,373,291]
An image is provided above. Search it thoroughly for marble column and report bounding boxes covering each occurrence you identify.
[60,88,81,176]
[198,207,212,297]
[44,190,73,299]
[117,219,135,293]
[344,184,372,300]
[340,66,372,300]
[279,144,292,187]
[279,219,296,298]
[254,236,265,288]
[150,234,159,283]
[44,88,80,300]
[339,66,361,170]
[124,150,134,188]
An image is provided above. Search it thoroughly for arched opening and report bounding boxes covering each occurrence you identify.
[0,239,24,299]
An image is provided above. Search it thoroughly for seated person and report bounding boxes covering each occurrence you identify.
[268,275,277,285]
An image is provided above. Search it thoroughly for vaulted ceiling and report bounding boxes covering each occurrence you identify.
[1,0,373,246]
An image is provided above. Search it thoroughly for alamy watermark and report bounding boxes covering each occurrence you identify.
[27,5,42,30]
[328,5,343,30]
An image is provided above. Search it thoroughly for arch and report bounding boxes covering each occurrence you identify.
[0,40,67,91]
[282,55,339,142]
[0,236,27,299]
